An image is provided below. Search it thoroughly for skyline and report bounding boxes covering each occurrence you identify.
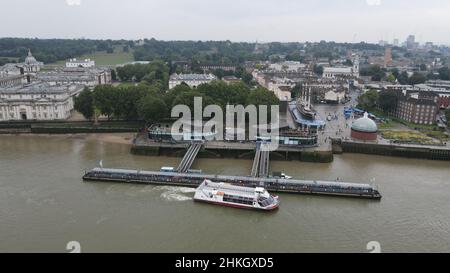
[1,0,450,45]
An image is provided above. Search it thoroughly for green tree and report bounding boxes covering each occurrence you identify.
[344,59,353,66]
[137,93,168,123]
[391,68,399,79]
[397,71,409,85]
[172,90,215,112]
[74,88,94,120]
[92,85,116,119]
[246,87,279,106]
[117,61,169,89]
[164,83,192,108]
[387,74,396,83]
[438,67,450,80]
[357,89,379,111]
[112,86,147,119]
[246,88,280,122]
[371,71,386,82]
[234,67,253,85]
[408,72,426,85]
[111,69,117,81]
[360,65,386,81]
[378,91,398,115]
[313,65,324,76]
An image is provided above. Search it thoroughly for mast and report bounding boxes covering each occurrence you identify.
[308,87,311,108]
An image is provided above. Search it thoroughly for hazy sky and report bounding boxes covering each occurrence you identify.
[1,0,450,44]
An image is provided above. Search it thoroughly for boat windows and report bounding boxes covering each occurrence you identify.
[223,194,254,205]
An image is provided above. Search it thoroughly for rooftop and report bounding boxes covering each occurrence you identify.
[323,67,353,73]
[170,73,217,81]
[0,81,83,95]
[351,113,378,133]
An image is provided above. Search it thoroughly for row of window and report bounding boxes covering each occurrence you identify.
[0,112,65,119]
[223,194,254,206]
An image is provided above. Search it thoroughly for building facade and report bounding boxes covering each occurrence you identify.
[0,50,43,82]
[267,78,295,101]
[66,58,96,68]
[0,75,27,88]
[0,82,84,121]
[269,61,306,72]
[36,67,112,87]
[0,51,111,122]
[323,67,358,79]
[200,65,236,72]
[394,92,438,125]
[323,55,359,79]
[169,74,217,89]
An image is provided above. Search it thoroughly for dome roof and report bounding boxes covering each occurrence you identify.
[25,49,38,64]
[351,112,378,133]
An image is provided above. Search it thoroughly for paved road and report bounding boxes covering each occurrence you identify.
[314,89,360,145]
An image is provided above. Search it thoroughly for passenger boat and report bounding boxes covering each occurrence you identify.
[194,180,279,211]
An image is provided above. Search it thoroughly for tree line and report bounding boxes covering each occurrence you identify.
[0,38,131,64]
[116,60,170,89]
[357,89,399,115]
[360,65,450,84]
[74,81,280,124]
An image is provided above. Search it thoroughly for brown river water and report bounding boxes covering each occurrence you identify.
[0,134,449,252]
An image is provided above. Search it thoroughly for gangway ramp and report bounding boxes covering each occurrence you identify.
[251,142,270,178]
[177,142,203,173]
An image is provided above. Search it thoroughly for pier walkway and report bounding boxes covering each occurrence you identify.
[177,142,203,173]
[251,143,270,178]
[83,168,382,199]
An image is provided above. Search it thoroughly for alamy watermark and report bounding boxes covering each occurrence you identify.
[170,97,280,151]
[66,241,81,253]
[366,241,381,253]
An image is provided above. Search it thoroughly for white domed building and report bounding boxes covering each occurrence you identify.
[351,112,378,141]
[22,49,43,73]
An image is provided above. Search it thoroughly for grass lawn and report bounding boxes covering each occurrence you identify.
[378,120,397,130]
[51,46,134,66]
[391,118,437,131]
[425,130,450,141]
[382,130,441,145]
[0,57,19,61]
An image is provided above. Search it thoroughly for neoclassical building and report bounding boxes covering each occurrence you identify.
[169,73,217,89]
[0,50,109,121]
[22,49,44,73]
[0,50,43,87]
[0,49,44,76]
[0,82,84,121]
[36,67,112,87]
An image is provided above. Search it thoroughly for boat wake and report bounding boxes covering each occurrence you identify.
[156,186,195,202]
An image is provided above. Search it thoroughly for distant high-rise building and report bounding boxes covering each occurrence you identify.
[425,42,434,49]
[393,39,399,47]
[406,35,416,49]
[378,40,388,47]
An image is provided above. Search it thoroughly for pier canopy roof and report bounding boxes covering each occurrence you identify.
[351,113,378,133]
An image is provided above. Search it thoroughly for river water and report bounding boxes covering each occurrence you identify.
[0,134,449,253]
